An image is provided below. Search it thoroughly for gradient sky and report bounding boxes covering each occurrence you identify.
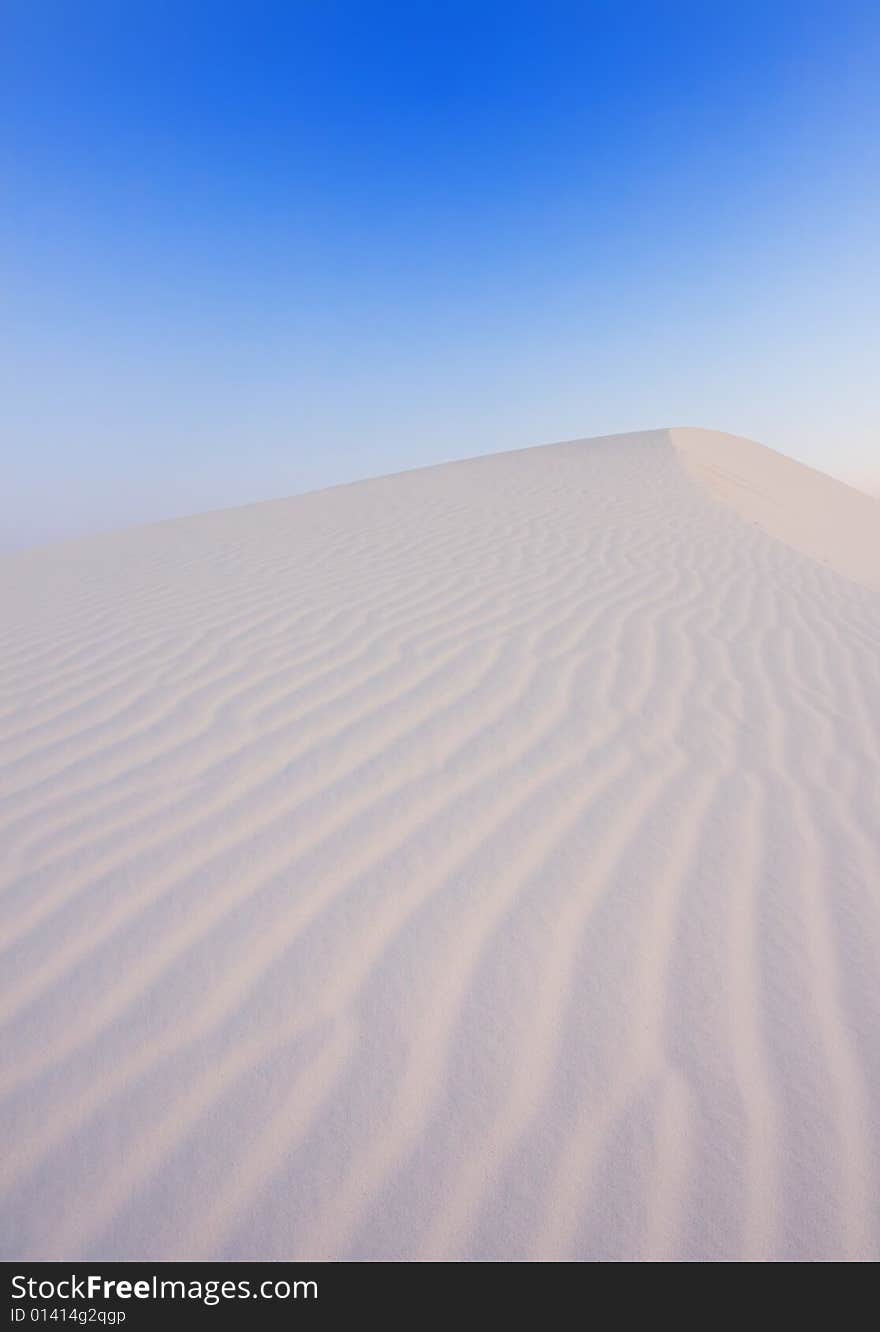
[3,1,879,549]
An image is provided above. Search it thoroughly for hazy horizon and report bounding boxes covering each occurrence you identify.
[3,423,879,556]
[3,1,879,550]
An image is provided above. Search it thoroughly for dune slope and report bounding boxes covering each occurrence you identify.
[1,427,878,1261]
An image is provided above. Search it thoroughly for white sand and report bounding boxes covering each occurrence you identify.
[1,427,878,1262]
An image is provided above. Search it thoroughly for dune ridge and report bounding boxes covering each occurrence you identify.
[1,428,878,1261]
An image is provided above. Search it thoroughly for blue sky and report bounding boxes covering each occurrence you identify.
[3,1,879,547]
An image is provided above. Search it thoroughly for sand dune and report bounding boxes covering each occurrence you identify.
[1,427,878,1262]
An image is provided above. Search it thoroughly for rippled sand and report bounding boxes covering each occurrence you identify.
[1,427,878,1261]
